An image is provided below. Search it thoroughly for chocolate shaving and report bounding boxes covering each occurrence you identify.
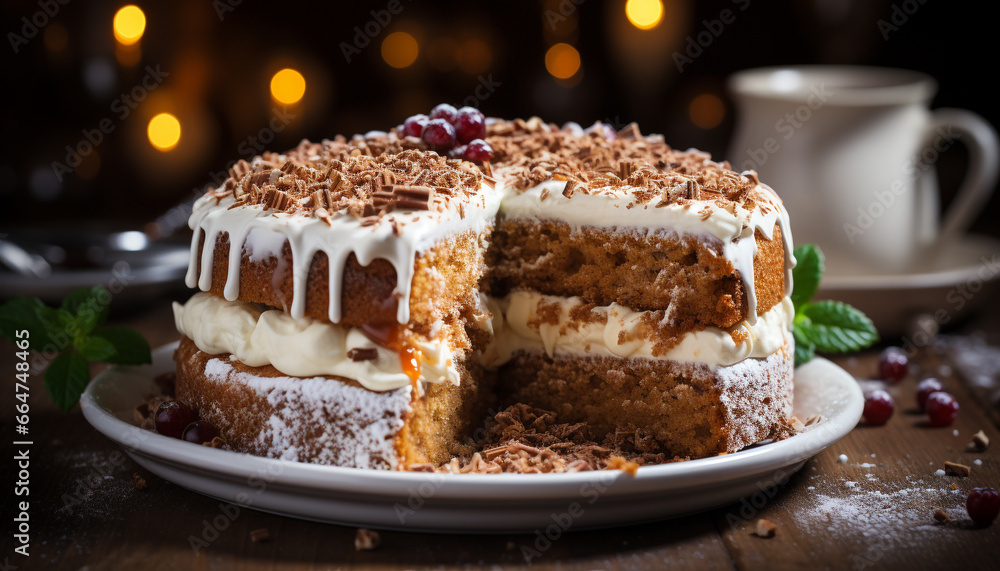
[944,461,970,477]
[347,347,379,362]
[250,528,270,542]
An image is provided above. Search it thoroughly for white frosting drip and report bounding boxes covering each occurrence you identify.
[497,175,795,324]
[174,292,459,391]
[480,291,794,369]
[184,183,501,324]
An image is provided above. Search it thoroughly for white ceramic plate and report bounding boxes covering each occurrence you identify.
[818,234,1000,335]
[81,342,862,533]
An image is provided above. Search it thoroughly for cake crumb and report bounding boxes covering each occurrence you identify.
[944,461,970,477]
[355,528,380,551]
[754,519,777,538]
[951,483,959,490]
[838,454,848,464]
[968,430,990,452]
[933,509,951,523]
[250,528,270,543]
[606,456,640,476]
[132,473,146,490]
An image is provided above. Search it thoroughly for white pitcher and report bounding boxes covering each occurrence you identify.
[727,66,998,274]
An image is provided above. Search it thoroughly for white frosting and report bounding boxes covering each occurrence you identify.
[481,291,794,369]
[174,292,459,392]
[497,176,795,324]
[185,182,501,324]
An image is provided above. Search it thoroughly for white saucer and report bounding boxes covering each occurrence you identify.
[81,342,862,533]
[818,234,1000,336]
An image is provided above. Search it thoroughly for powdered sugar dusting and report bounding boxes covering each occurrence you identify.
[203,357,411,469]
[794,476,967,549]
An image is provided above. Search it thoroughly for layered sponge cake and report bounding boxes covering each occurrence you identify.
[171,117,795,470]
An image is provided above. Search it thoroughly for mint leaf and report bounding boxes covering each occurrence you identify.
[44,350,90,411]
[797,300,879,354]
[76,336,117,362]
[0,297,63,349]
[791,244,824,312]
[91,327,151,365]
[793,326,816,367]
[61,286,110,336]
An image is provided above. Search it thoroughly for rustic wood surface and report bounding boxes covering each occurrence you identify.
[2,300,999,571]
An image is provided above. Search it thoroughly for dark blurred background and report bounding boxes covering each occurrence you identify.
[1,0,997,238]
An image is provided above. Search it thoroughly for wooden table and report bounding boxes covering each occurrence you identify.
[2,301,999,571]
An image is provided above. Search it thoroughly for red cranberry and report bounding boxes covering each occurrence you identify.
[453,106,486,143]
[403,114,429,138]
[878,347,908,383]
[967,487,1000,526]
[421,119,456,152]
[429,103,458,123]
[862,389,894,426]
[925,391,958,427]
[916,378,944,411]
[154,401,198,439]
[463,139,494,163]
[182,420,220,444]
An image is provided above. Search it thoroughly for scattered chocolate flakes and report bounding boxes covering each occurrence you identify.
[406,404,684,474]
[250,528,270,543]
[968,430,990,452]
[933,509,951,523]
[347,347,379,362]
[132,473,147,490]
[354,528,380,551]
[153,372,176,399]
[944,461,970,477]
[754,518,777,538]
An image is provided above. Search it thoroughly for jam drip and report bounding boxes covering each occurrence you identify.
[360,322,422,385]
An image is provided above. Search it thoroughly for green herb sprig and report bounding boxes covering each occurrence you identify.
[791,244,878,366]
[0,286,151,410]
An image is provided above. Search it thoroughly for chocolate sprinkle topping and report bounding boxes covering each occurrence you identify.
[405,404,686,474]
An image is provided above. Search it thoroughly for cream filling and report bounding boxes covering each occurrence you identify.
[173,292,459,392]
[479,291,794,369]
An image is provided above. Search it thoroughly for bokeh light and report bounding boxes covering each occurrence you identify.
[147,113,181,151]
[270,68,306,104]
[544,43,581,79]
[381,32,419,69]
[689,93,725,129]
[459,38,492,74]
[625,0,664,30]
[113,5,146,45]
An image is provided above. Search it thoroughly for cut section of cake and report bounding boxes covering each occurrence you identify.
[481,119,795,458]
[169,115,796,470]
